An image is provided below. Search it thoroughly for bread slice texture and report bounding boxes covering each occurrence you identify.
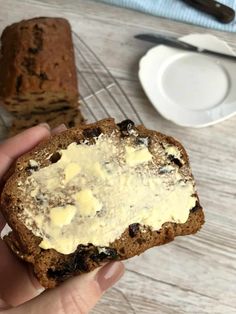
[8,108,84,137]
[0,118,204,288]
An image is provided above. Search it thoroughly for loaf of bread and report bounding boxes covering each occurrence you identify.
[9,108,84,137]
[0,118,204,288]
[0,17,79,115]
[0,17,83,136]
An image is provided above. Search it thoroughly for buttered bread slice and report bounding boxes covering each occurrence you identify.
[1,118,204,288]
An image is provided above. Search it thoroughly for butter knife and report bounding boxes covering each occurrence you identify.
[135,33,236,61]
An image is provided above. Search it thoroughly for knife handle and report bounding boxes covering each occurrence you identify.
[182,0,235,24]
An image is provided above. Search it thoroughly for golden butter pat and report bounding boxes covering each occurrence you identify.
[50,205,76,227]
[75,189,102,216]
[125,146,152,166]
[64,163,81,183]
[20,135,197,254]
[165,145,182,159]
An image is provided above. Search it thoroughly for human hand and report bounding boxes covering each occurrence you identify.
[0,124,124,314]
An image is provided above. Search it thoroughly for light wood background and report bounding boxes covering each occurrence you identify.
[0,0,236,313]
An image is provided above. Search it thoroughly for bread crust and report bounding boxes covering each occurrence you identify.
[0,118,204,288]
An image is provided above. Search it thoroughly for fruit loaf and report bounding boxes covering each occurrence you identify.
[8,108,84,137]
[0,118,204,288]
[0,17,79,114]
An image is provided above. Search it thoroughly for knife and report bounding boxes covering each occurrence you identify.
[135,33,236,61]
[181,0,235,24]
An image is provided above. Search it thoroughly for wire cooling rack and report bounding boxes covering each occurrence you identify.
[0,33,143,140]
[73,32,143,125]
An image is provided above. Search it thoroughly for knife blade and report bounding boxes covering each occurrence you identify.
[135,33,236,61]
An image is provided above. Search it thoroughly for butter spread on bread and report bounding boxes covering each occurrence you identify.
[19,133,196,254]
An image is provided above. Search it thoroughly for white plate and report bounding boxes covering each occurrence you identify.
[139,33,236,127]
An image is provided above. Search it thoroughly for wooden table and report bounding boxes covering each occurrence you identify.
[0,1,236,313]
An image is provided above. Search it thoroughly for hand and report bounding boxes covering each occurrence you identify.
[0,124,124,314]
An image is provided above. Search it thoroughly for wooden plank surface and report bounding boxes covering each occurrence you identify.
[0,0,235,313]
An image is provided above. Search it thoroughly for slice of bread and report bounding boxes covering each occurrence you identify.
[0,118,204,288]
[8,107,84,137]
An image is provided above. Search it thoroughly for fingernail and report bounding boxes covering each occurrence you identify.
[96,262,124,292]
[51,124,67,135]
[38,123,50,130]
[37,287,45,294]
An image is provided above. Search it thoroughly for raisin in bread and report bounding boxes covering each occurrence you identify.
[0,118,204,288]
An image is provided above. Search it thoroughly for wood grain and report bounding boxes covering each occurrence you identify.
[0,0,235,313]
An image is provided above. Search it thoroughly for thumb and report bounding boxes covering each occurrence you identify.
[7,262,124,314]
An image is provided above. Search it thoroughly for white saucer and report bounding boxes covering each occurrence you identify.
[139,34,236,127]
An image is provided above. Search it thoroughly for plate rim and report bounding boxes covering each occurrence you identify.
[138,33,236,128]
